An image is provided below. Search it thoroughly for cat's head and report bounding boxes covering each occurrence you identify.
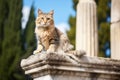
[35,9,54,28]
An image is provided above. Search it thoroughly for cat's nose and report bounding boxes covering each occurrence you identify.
[44,19,47,24]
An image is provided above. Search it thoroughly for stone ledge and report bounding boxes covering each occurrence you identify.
[21,52,120,80]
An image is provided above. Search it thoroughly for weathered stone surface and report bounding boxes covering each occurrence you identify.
[76,0,98,57]
[111,0,120,60]
[21,52,120,80]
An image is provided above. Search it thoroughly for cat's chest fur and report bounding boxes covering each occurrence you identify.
[35,27,59,50]
[35,27,57,39]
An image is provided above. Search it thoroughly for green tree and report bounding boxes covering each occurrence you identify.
[67,0,111,57]
[67,0,78,48]
[67,16,76,48]
[97,0,111,57]
[0,0,25,80]
[0,0,36,79]
[0,0,8,55]
[24,6,36,58]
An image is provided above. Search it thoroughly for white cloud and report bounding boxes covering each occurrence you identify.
[22,6,31,29]
[55,23,70,34]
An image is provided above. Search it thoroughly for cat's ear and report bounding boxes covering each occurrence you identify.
[38,9,43,15]
[49,10,54,15]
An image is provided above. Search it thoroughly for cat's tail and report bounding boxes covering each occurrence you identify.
[59,34,74,52]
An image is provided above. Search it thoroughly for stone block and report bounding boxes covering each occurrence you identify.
[21,52,120,80]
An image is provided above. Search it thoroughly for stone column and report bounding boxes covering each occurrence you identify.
[111,0,120,60]
[76,0,98,57]
[21,53,120,80]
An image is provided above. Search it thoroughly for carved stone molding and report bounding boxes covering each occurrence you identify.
[21,52,120,80]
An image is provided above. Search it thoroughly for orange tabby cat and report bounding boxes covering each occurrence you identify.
[33,9,85,57]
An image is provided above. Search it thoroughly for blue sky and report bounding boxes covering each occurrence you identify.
[22,0,75,33]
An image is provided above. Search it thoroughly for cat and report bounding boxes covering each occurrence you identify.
[33,9,85,57]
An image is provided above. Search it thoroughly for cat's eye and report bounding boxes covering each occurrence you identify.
[41,17,44,20]
[47,18,50,20]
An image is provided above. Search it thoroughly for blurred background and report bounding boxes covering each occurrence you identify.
[0,0,111,80]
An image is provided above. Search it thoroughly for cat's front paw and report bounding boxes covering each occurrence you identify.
[47,49,55,53]
[47,44,56,53]
[33,50,41,54]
